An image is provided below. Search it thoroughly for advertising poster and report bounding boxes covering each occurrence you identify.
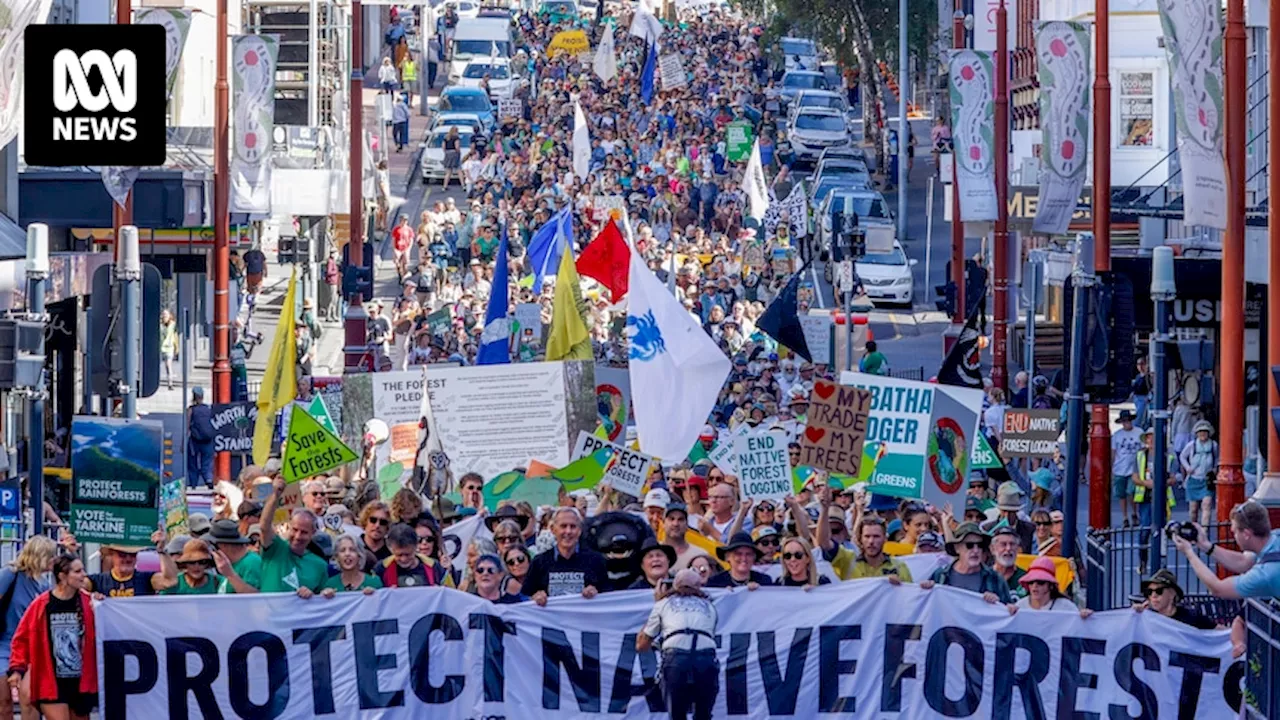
[70,417,163,546]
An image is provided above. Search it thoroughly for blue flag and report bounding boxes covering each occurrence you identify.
[641,41,657,105]
[477,225,512,365]
[526,207,574,294]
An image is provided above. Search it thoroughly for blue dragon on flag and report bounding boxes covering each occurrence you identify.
[627,311,666,361]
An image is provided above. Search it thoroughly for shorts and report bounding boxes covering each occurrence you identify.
[39,677,97,716]
[246,272,263,293]
[1185,475,1212,502]
[1112,474,1134,499]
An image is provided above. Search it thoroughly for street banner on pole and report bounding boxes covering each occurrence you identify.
[230,34,279,214]
[948,50,999,221]
[70,417,163,546]
[1033,21,1090,235]
[1157,0,1227,229]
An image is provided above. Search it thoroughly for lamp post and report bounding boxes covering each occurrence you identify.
[896,0,908,247]
[345,0,370,372]
[1150,246,1174,568]
[118,226,141,420]
[213,0,231,480]
[1062,231,1095,557]
[992,0,1009,391]
[1259,0,1280,527]
[113,0,133,234]
[25,224,48,536]
[1087,0,1112,530]
[1217,0,1246,520]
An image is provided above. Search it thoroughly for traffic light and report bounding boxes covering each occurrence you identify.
[90,263,161,399]
[1061,271,1137,404]
[935,281,956,316]
[0,319,45,389]
[342,264,372,300]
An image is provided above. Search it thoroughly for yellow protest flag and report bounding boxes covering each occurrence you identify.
[546,247,593,361]
[252,270,299,464]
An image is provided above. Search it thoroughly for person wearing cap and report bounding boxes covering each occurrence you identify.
[259,474,329,597]
[921,523,1012,604]
[1175,500,1280,600]
[643,489,670,534]
[158,539,221,595]
[85,528,168,598]
[915,531,945,554]
[663,503,711,571]
[1111,409,1143,527]
[186,387,216,488]
[236,500,263,540]
[993,481,1035,554]
[989,525,1027,599]
[847,516,912,582]
[524,507,607,606]
[636,568,720,720]
[1132,568,1215,628]
[207,519,261,594]
[706,532,770,589]
[1015,557,1089,617]
[1179,419,1219,527]
[187,513,212,539]
[628,538,677,591]
[750,525,782,564]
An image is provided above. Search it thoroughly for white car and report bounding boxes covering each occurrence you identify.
[788,89,848,123]
[779,37,819,72]
[421,126,475,182]
[456,59,516,98]
[428,112,485,134]
[787,106,851,163]
[856,242,916,306]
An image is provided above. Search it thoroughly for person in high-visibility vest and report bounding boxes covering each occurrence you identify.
[1134,427,1176,575]
[401,54,419,107]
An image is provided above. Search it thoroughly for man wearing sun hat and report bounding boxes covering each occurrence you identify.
[923,522,1012,604]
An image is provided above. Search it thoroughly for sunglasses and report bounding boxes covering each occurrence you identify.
[756,537,779,547]
[1026,580,1053,588]
[962,541,985,550]
[474,566,499,576]
[1034,521,1053,527]
[781,551,806,561]
[368,517,390,527]
[495,535,521,543]
[177,559,213,569]
[417,536,435,544]
[1145,586,1169,597]
[506,555,529,566]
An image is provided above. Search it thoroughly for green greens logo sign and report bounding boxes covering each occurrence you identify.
[71,417,164,545]
[726,120,754,163]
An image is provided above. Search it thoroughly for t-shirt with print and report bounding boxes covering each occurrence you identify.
[642,595,719,652]
[1234,530,1280,599]
[46,593,81,678]
[1111,427,1143,477]
[87,570,157,597]
[259,538,329,593]
[523,547,607,598]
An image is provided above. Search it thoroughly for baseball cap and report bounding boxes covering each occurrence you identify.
[643,489,671,510]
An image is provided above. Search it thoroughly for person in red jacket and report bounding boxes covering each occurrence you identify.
[7,553,96,720]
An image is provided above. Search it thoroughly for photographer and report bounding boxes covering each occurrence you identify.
[1173,500,1280,599]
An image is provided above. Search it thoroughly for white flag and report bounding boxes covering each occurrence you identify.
[572,101,591,183]
[593,21,617,83]
[630,0,663,45]
[742,139,770,222]
[627,247,731,461]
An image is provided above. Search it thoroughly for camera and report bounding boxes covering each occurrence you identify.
[1164,521,1199,543]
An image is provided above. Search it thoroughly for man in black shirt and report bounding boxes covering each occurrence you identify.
[1134,569,1217,629]
[707,532,771,589]
[86,531,168,597]
[524,507,606,606]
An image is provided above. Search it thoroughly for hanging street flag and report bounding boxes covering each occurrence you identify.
[526,207,573,294]
[948,50,999,221]
[547,245,593,361]
[230,34,278,214]
[281,405,359,483]
[936,289,986,388]
[640,41,658,105]
[742,138,770,222]
[756,269,812,362]
[1033,22,1090,236]
[0,0,54,151]
[1157,0,1227,230]
[100,167,141,211]
[572,101,590,183]
[253,270,298,464]
[575,219,629,300]
[627,247,731,460]
[593,20,617,83]
[477,227,513,365]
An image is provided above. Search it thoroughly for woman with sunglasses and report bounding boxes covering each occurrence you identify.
[158,539,220,595]
[502,546,532,593]
[1030,509,1060,556]
[7,554,97,720]
[321,536,382,596]
[457,537,499,593]
[358,501,394,571]
[472,555,528,604]
[775,537,829,588]
[1013,557,1091,618]
[491,520,525,556]
[687,555,715,581]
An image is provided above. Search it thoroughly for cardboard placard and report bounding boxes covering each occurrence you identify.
[736,430,791,501]
[497,97,523,118]
[798,380,872,479]
[281,404,359,482]
[571,431,655,497]
[658,53,686,90]
[799,315,833,365]
[388,421,420,464]
[999,409,1061,458]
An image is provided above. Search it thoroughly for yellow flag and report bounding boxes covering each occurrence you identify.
[546,248,593,361]
[252,270,299,464]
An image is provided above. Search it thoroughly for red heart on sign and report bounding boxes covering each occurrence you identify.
[804,426,825,444]
[813,381,836,400]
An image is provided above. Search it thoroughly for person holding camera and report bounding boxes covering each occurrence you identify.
[636,568,719,720]
[1174,500,1280,599]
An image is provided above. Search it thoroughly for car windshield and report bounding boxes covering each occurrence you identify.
[542,1,575,11]
[441,92,493,112]
[800,95,844,112]
[428,133,474,149]
[831,195,888,219]
[781,39,816,56]
[857,247,907,266]
[783,73,826,90]
[463,64,510,79]
[820,163,868,178]
[795,114,845,132]
[453,40,511,57]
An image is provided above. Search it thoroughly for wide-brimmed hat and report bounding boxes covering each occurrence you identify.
[1018,556,1060,590]
[946,522,990,556]
[484,505,529,531]
[716,531,763,561]
[1115,409,1137,423]
[437,497,464,523]
[165,534,192,556]
[996,481,1026,512]
[175,539,213,564]
[1193,419,1215,436]
[102,542,149,554]
[638,537,676,567]
[1140,568,1184,601]
[207,519,251,545]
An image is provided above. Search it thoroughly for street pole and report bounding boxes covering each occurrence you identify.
[1150,246,1174,569]
[1260,0,1280,526]
[26,224,48,536]
[950,7,965,327]
[112,0,133,234]
[345,0,371,372]
[992,0,1009,391]
[118,226,141,420]
[1062,232,1094,557]
[1025,260,1039,401]
[897,0,908,246]
[1088,0,1112,530]
[923,175,934,307]
[213,0,231,481]
[1217,0,1247,520]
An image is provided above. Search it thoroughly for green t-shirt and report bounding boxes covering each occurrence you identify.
[160,573,220,595]
[218,551,263,594]
[259,537,329,593]
[323,573,383,593]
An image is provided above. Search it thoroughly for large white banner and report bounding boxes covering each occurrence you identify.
[231,35,279,214]
[1033,22,1090,235]
[1158,0,1227,229]
[95,580,1243,719]
[948,50,999,221]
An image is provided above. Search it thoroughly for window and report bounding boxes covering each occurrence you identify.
[1119,71,1154,147]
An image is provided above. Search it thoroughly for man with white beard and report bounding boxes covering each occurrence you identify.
[990,525,1027,599]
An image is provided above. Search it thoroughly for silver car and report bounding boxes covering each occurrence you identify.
[779,70,830,106]
[786,106,850,163]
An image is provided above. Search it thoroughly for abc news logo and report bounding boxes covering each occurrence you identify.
[24,25,166,167]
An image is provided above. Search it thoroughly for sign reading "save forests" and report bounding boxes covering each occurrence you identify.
[736,429,791,500]
[798,380,872,478]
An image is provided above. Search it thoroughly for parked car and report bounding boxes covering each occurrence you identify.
[788,89,848,123]
[428,112,485,136]
[779,70,831,106]
[855,242,916,306]
[438,86,496,131]
[421,126,476,182]
[786,106,851,163]
[813,157,871,189]
[817,188,912,305]
[457,58,516,98]
[779,36,819,72]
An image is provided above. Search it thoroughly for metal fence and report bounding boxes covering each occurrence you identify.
[888,366,925,382]
[1245,598,1280,719]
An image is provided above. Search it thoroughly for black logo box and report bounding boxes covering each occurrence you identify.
[24,24,167,167]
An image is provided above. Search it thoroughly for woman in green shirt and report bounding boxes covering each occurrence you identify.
[160,539,220,595]
[321,535,382,596]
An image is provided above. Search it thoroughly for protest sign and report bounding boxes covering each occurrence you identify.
[97,581,1242,719]
[707,423,750,475]
[210,402,257,455]
[388,422,420,465]
[725,119,754,162]
[571,431,655,496]
[70,417,163,546]
[590,195,625,223]
[971,431,1003,469]
[736,429,791,500]
[307,395,338,435]
[497,97,522,118]
[576,49,594,66]
[798,380,872,479]
[799,314,833,365]
[594,365,632,441]
[999,409,1061,458]
[741,237,766,271]
[280,404,358,483]
[659,53,686,90]
[513,302,543,348]
[159,477,188,537]
[548,29,588,56]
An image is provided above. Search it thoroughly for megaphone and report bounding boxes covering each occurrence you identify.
[364,419,389,447]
